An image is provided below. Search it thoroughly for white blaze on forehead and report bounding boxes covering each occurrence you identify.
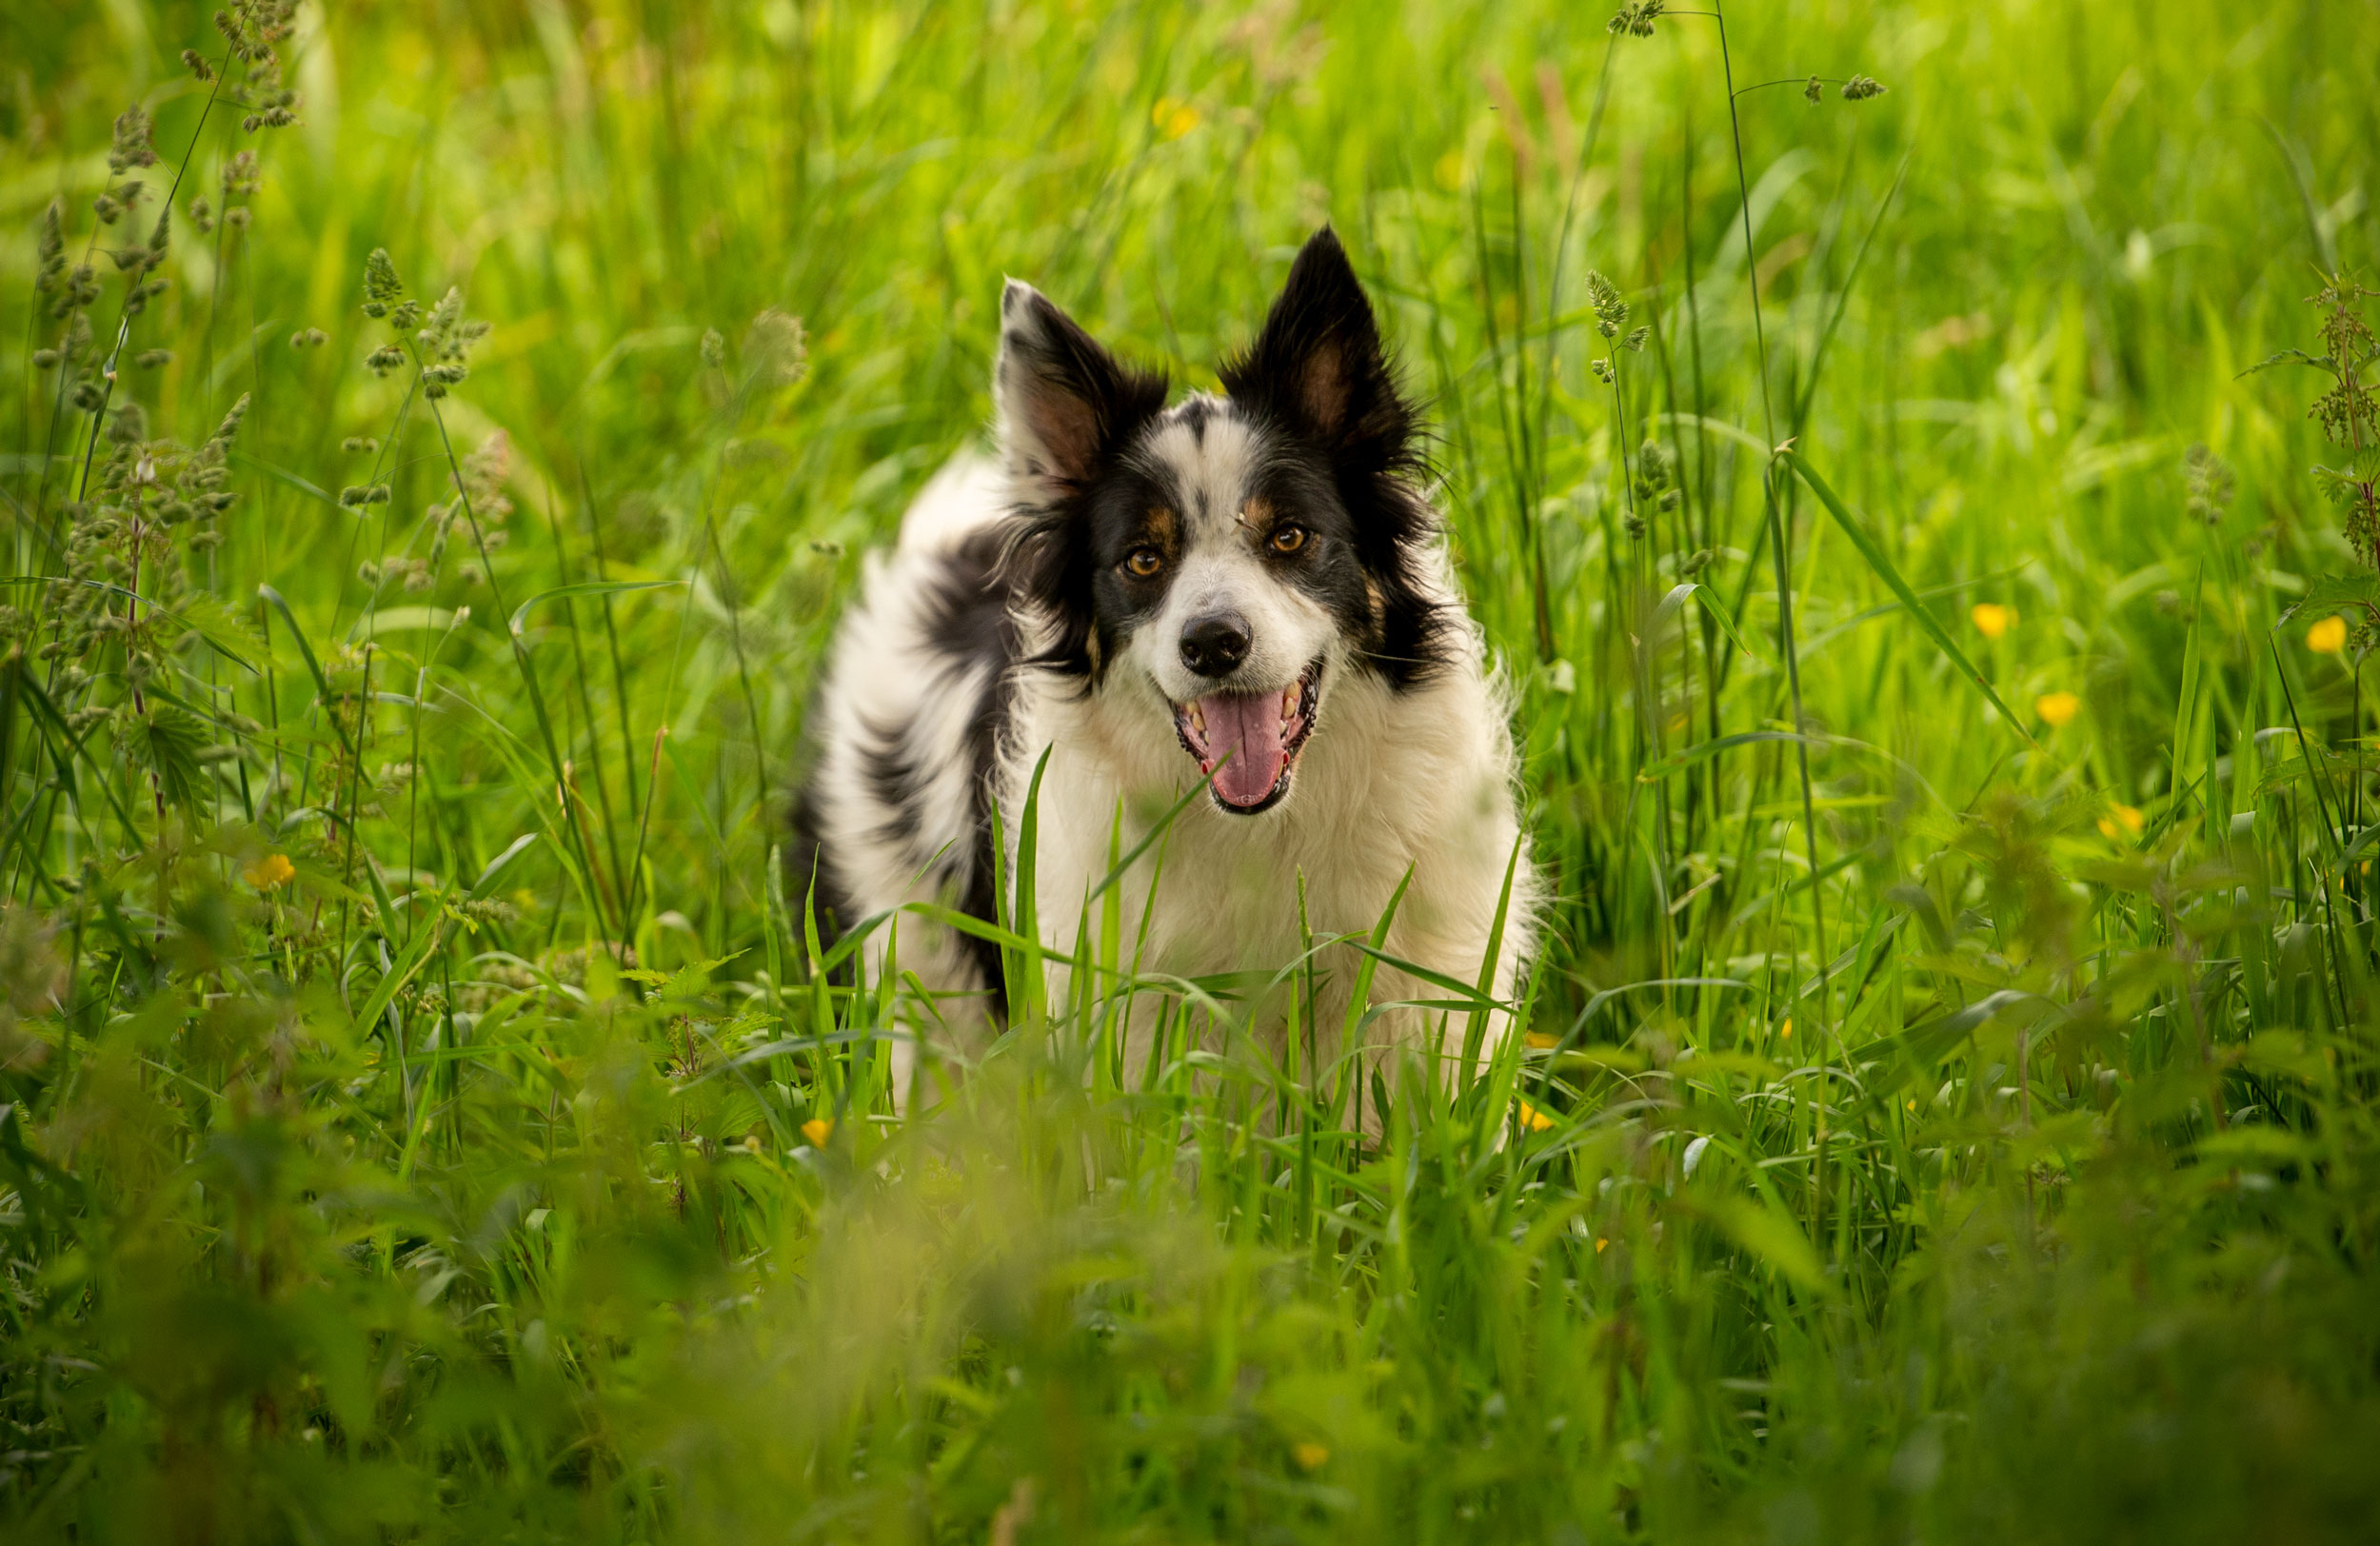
[1130,396,1263,545]
[1119,397,1339,701]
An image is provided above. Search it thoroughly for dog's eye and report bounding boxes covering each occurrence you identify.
[1123,547,1164,577]
[1270,525,1308,555]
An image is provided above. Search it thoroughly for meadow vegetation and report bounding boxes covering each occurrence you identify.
[4,0,2380,1539]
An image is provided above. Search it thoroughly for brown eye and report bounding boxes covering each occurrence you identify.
[1124,547,1164,577]
[1270,525,1308,555]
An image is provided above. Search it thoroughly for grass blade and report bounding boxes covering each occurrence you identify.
[1779,449,2037,747]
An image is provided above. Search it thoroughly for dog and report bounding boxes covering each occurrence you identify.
[792,227,1536,1117]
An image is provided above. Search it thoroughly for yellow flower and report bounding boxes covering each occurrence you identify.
[2307,615,2349,655]
[2035,691,2081,727]
[1151,97,1200,139]
[243,852,295,891]
[1970,603,2015,640]
[1777,1017,1792,1041]
[1291,1441,1330,1472]
[2096,803,2145,841]
[1595,1237,1609,1253]
[1524,1031,1559,1050]
[801,1118,833,1147]
[1516,1098,1557,1132]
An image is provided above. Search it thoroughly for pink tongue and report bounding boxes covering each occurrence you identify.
[1200,691,1291,807]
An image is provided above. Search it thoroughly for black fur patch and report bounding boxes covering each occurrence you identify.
[1219,227,1450,690]
[783,792,855,951]
[920,525,1019,1006]
[789,525,1019,1010]
[999,289,1171,684]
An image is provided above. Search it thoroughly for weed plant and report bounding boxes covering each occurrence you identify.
[3,2,2380,1541]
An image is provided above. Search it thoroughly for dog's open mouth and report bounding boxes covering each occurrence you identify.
[1171,661,1322,815]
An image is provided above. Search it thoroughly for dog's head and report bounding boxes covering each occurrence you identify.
[996,227,1446,815]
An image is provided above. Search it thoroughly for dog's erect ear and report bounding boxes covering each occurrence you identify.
[1220,227,1412,458]
[995,280,1167,503]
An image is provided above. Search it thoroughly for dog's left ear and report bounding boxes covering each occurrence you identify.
[1220,227,1413,463]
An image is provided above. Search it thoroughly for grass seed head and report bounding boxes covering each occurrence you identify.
[35,199,64,292]
[2183,444,2234,525]
[1586,268,1627,337]
[362,247,405,316]
[109,105,158,173]
[1607,1,1664,38]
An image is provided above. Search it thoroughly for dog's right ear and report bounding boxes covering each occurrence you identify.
[994,280,1167,506]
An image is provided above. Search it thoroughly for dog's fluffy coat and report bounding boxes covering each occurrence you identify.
[794,228,1536,1104]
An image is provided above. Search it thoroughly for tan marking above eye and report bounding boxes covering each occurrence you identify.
[1269,525,1308,554]
[1124,547,1164,577]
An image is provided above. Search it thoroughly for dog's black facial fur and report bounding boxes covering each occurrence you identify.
[1220,227,1448,689]
[1006,228,1450,691]
[998,286,1170,681]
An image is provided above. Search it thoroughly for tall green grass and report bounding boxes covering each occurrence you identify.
[5,1,2380,1539]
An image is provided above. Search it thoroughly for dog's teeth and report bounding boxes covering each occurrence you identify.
[1282,684,1297,720]
[1189,704,1205,735]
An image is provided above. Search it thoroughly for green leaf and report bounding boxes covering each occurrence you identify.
[230,449,343,509]
[348,605,460,642]
[1868,989,2033,1070]
[1640,731,1818,783]
[2235,347,2334,377]
[129,704,209,809]
[1651,582,1773,667]
[1781,449,2037,748]
[169,590,266,671]
[1706,1197,1832,1296]
[471,831,540,897]
[350,900,453,1042]
[508,580,682,638]
[259,585,356,761]
[2172,561,2204,795]
[2283,570,2380,624]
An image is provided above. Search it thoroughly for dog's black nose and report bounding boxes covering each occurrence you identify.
[1180,613,1251,678]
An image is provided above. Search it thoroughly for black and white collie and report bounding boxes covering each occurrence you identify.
[794,228,1536,1105]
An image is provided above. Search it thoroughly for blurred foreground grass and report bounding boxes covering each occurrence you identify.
[5,0,2380,1540]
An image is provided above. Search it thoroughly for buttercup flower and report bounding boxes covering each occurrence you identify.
[244,852,294,890]
[1971,603,2015,640]
[2308,615,2349,654]
[2096,803,2145,841]
[2036,691,2081,727]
